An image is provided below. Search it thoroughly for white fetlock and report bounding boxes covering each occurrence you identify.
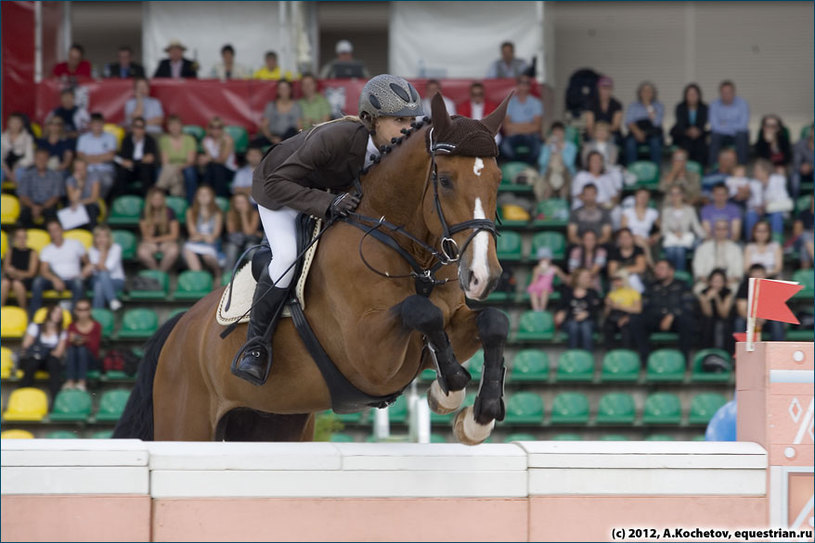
[453,405,495,446]
[427,380,465,415]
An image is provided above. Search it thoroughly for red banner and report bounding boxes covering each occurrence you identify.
[1,1,36,127]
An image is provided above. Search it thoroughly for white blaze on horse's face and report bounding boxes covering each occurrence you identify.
[465,196,491,299]
[473,157,484,177]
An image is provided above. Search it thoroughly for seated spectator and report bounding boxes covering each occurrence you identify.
[660,185,705,272]
[603,269,642,349]
[18,304,67,401]
[708,80,750,165]
[486,41,528,79]
[114,116,158,198]
[743,220,782,278]
[153,40,197,79]
[183,186,224,284]
[568,183,613,245]
[660,148,701,205]
[138,188,180,272]
[253,51,296,81]
[621,188,659,266]
[83,225,125,310]
[2,112,35,185]
[36,116,76,177]
[754,114,791,171]
[104,45,145,79]
[17,148,64,228]
[539,121,577,176]
[724,164,752,206]
[608,228,647,292]
[567,230,607,291]
[746,159,792,237]
[320,40,369,79]
[669,83,709,166]
[631,259,695,364]
[422,80,456,116]
[584,76,624,148]
[734,264,785,341]
[499,74,543,165]
[701,183,743,240]
[211,44,250,80]
[64,299,101,392]
[623,81,664,166]
[692,219,743,294]
[582,121,619,172]
[1,228,39,312]
[198,117,236,198]
[526,246,568,312]
[790,194,814,268]
[791,123,813,199]
[535,151,571,202]
[65,159,101,229]
[46,88,90,138]
[30,220,88,318]
[52,43,92,78]
[255,80,301,147]
[457,82,498,121]
[76,113,117,199]
[231,146,262,203]
[223,193,261,271]
[554,268,601,351]
[570,151,619,210]
[696,269,735,352]
[701,148,738,197]
[157,115,198,200]
[124,77,164,134]
[298,74,332,130]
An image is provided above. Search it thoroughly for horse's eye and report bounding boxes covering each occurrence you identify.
[439,176,452,189]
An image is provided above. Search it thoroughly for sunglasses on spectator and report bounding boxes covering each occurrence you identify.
[133,123,145,129]
[471,92,484,98]
[75,306,91,312]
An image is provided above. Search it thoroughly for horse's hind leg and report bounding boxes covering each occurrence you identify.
[215,409,315,442]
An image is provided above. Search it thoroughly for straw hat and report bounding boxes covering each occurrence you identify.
[164,40,187,53]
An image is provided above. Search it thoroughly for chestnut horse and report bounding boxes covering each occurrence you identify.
[113,95,510,444]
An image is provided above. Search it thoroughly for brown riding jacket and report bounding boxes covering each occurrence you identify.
[252,120,369,218]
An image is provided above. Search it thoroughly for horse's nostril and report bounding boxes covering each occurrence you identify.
[473,276,479,286]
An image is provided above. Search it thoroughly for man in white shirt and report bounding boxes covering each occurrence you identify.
[692,219,743,294]
[422,79,456,116]
[29,220,89,317]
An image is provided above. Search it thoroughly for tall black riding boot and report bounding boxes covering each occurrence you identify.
[231,268,289,385]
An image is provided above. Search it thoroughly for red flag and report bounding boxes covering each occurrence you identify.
[750,278,803,325]
[733,332,747,343]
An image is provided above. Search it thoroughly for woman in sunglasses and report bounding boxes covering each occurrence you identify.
[64,299,101,392]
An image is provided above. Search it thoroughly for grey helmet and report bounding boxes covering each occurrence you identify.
[358,74,424,129]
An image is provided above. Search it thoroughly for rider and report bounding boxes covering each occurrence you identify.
[233,74,424,385]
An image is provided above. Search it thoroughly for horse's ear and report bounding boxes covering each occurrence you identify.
[481,91,513,137]
[430,93,451,133]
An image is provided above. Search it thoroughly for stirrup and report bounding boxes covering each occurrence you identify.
[231,336,273,386]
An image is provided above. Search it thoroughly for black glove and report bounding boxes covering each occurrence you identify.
[327,192,360,220]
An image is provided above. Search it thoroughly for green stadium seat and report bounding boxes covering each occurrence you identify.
[466,350,484,381]
[107,196,144,226]
[226,125,249,154]
[556,350,595,382]
[642,393,682,425]
[387,395,408,424]
[430,433,446,443]
[509,349,549,382]
[645,434,675,441]
[601,349,640,382]
[503,392,544,424]
[673,270,692,285]
[49,389,93,422]
[329,432,354,442]
[167,308,187,321]
[514,310,555,341]
[117,308,159,339]
[685,160,703,176]
[91,308,115,339]
[92,430,114,439]
[692,435,707,441]
[420,368,436,381]
[216,196,230,214]
[646,349,686,382]
[127,270,169,300]
[334,410,363,424]
[691,348,733,382]
[796,195,812,214]
[112,230,138,261]
[787,328,814,342]
[530,232,566,260]
[628,161,659,188]
[182,125,206,141]
[497,231,522,261]
[792,269,814,299]
[500,161,531,185]
[46,430,80,439]
[649,331,679,343]
[688,393,728,425]
[596,393,636,425]
[94,390,131,422]
[165,196,188,224]
[550,433,582,441]
[533,199,570,227]
[600,434,629,441]
[174,270,214,300]
[550,392,590,424]
[504,432,536,443]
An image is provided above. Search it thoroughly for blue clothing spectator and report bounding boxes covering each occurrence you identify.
[538,122,578,176]
[76,114,117,199]
[708,81,750,165]
[700,183,743,241]
[500,75,543,165]
[17,149,65,227]
[486,41,528,79]
[623,82,664,166]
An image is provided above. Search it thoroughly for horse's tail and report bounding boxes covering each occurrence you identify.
[113,312,185,441]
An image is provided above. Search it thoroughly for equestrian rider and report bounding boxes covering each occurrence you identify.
[233,74,424,385]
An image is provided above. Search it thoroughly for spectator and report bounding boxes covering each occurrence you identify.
[157,115,198,199]
[754,114,791,171]
[539,121,577,176]
[18,304,67,400]
[64,299,101,392]
[52,43,92,78]
[104,45,145,78]
[554,268,601,351]
[499,74,543,164]
[46,88,90,137]
[17,148,64,228]
[692,219,743,293]
[30,220,88,318]
[223,193,261,271]
[183,185,224,284]
[791,124,814,199]
[623,81,664,166]
[582,121,619,172]
[1,228,39,312]
[734,264,784,341]
[526,246,568,312]
[211,44,250,80]
[696,269,735,352]
[457,82,498,121]
[608,227,647,293]
[790,194,814,268]
[231,146,262,203]
[621,188,659,266]
[660,148,701,205]
[76,113,117,199]
[669,83,709,166]
[724,164,752,206]
[1,112,35,185]
[422,80,456,116]
[319,40,369,79]
[198,116,236,198]
[603,269,642,349]
[255,79,301,147]
[65,159,101,229]
[567,183,613,245]
[570,151,619,210]
[83,225,125,310]
[660,184,705,272]
[252,51,296,81]
[153,40,197,79]
[137,187,180,272]
[701,183,743,240]
[486,41,528,79]
[743,220,783,278]
[701,147,738,197]
[631,259,695,364]
[535,150,571,202]
[567,229,607,291]
[298,74,332,130]
[708,80,750,165]
[584,76,624,148]
[124,77,164,134]
[114,116,158,198]
[36,116,76,177]
[746,159,792,237]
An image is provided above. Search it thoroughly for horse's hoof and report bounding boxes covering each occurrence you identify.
[452,406,494,446]
[427,380,465,415]
[445,365,471,391]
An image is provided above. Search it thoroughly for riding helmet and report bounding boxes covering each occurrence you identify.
[358,74,424,129]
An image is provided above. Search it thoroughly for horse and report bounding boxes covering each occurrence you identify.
[113,94,511,445]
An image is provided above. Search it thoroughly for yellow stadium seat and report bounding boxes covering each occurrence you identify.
[3,388,49,421]
[1,194,20,225]
[32,307,72,328]
[103,123,125,148]
[97,199,107,222]
[0,346,19,379]
[30,122,42,138]
[1,230,7,259]
[1,429,35,439]
[1,306,28,338]
[26,229,51,252]
[64,229,93,249]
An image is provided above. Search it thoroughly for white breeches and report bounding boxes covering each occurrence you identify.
[258,205,299,288]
